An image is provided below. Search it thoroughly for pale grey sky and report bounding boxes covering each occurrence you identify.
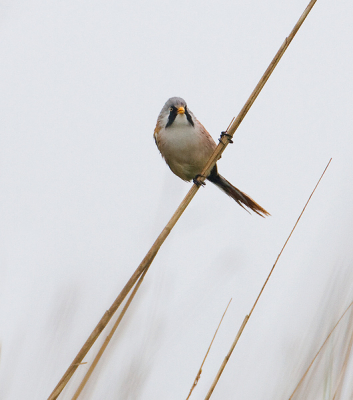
[1,1,353,399]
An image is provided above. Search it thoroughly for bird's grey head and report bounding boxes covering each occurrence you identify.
[160,97,195,128]
[162,97,187,112]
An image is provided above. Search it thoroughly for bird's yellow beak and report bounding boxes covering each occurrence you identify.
[177,106,185,114]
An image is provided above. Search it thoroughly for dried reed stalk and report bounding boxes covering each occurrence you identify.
[332,325,353,399]
[204,315,249,400]
[48,1,318,398]
[48,184,201,400]
[186,299,232,400]
[205,158,331,399]
[70,267,149,400]
[195,0,319,184]
[289,301,353,399]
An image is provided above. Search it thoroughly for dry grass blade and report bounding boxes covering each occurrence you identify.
[205,158,331,399]
[186,299,232,400]
[332,327,353,399]
[204,316,249,400]
[70,267,149,400]
[47,1,318,398]
[249,158,331,318]
[289,301,353,399]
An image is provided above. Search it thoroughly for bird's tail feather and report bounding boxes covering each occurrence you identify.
[207,174,270,217]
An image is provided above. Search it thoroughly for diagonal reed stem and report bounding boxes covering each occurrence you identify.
[186,299,232,400]
[332,318,353,399]
[70,267,149,400]
[289,301,353,399]
[48,1,317,398]
[48,188,200,399]
[204,158,331,400]
[195,0,319,185]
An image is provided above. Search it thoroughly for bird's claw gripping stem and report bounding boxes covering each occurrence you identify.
[193,175,206,187]
[219,131,233,144]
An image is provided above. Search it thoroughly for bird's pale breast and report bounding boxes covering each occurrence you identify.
[157,119,216,181]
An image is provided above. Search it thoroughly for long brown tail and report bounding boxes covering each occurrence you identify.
[207,173,270,217]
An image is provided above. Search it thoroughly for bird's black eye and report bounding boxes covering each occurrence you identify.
[169,107,174,112]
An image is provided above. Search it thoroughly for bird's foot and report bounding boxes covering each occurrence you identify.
[193,175,206,187]
[219,131,233,144]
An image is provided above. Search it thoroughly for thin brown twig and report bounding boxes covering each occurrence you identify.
[205,157,331,399]
[70,267,149,400]
[47,1,318,397]
[186,299,232,400]
[204,315,249,400]
[250,158,331,318]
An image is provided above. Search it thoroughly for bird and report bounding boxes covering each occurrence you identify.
[153,97,269,217]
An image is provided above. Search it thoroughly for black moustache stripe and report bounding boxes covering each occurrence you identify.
[166,108,177,128]
[185,108,195,127]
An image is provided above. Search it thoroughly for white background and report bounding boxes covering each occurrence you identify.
[1,0,353,399]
